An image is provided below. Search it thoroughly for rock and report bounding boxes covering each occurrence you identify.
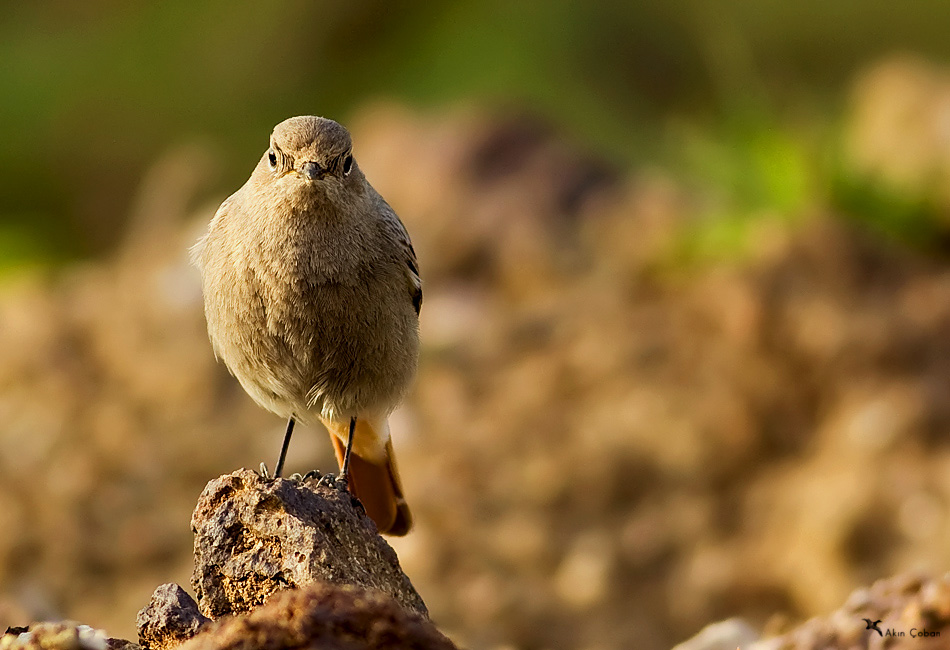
[191,469,427,619]
[845,56,950,210]
[672,618,760,650]
[673,572,950,650]
[0,622,137,650]
[136,583,209,650]
[180,580,455,650]
[748,572,950,650]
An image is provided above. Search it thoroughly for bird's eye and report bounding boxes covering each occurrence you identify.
[341,154,353,176]
[267,149,278,170]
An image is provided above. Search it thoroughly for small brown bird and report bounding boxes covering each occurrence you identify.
[192,116,420,535]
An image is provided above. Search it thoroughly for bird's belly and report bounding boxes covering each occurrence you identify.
[216,279,418,424]
[305,314,418,420]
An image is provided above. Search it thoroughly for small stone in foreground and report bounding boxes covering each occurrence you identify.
[180,581,457,650]
[137,583,210,650]
[672,618,759,650]
[0,622,137,650]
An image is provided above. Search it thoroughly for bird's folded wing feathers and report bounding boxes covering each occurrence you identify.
[378,202,422,315]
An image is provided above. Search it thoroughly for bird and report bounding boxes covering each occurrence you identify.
[192,116,421,535]
[863,618,883,636]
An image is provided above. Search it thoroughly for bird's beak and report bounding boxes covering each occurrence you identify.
[299,161,323,181]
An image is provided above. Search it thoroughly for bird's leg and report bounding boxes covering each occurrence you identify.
[315,417,356,491]
[339,416,356,490]
[272,416,296,479]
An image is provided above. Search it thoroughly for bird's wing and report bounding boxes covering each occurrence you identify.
[379,202,422,315]
[405,240,423,315]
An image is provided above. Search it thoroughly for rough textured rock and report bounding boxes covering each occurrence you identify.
[180,581,455,650]
[136,583,209,650]
[191,469,427,620]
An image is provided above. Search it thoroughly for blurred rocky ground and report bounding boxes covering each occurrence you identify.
[3,57,950,650]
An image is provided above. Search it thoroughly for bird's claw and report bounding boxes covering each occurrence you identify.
[261,463,328,485]
[287,470,322,483]
[316,473,337,489]
[259,462,274,480]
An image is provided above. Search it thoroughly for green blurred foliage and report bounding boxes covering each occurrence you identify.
[663,115,821,265]
[3,0,950,267]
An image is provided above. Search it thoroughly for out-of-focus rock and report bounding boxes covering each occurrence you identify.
[672,618,760,650]
[191,470,427,619]
[748,572,950,650]
[676,572,950,650]
[845,56,950,213]
[0,622,135,650]
[180,581,456,650]
[352,105,620,298]
[136,583,209,650]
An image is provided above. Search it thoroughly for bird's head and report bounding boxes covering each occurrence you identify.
[258,116,359,200]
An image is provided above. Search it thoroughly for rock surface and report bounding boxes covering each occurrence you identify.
[180,581,456,650]
[136,583,209,650]
[191,469,427,620]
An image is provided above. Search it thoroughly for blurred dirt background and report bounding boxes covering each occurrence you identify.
[4,4,950,650]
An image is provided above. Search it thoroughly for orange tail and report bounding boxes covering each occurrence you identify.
[329,421,412,536]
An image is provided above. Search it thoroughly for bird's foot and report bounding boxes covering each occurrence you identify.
[316,472,350,492]
[273,469,323,483]
[316,473,338,489]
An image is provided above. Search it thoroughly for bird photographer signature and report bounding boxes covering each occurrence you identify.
[862,617,940,639]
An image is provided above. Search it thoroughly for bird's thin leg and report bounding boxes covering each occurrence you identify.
[273,416,296,478]
[339,416,356,489]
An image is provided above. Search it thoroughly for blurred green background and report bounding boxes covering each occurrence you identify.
[4,0,950,269]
